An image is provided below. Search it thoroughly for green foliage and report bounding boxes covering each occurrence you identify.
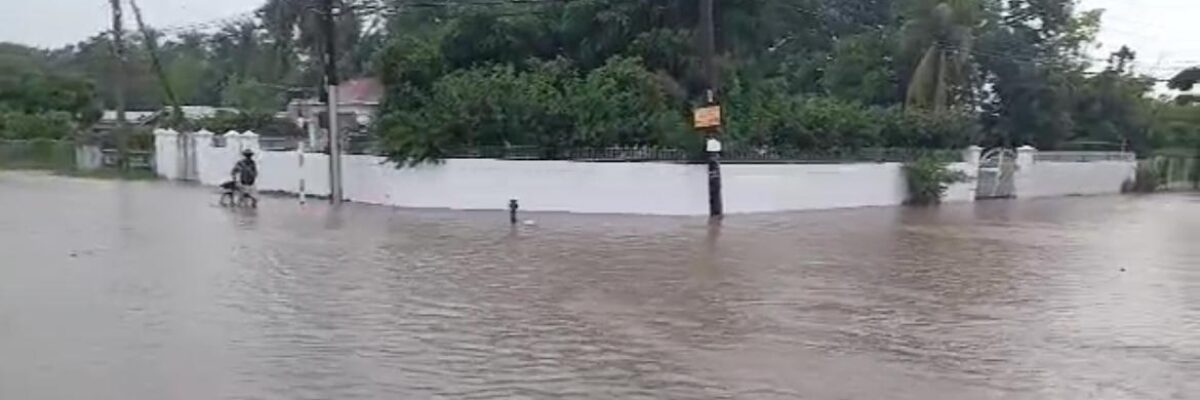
[1127,160,1161,193]
[376,56,688,165]
[221,78,283,113]
[904,156,967,205]
[901,0,981,110]
[3,0,1194,163]
[822,32,900,105]
[724,76,978,150]
[0,111,75,140]
[0,138,75,170]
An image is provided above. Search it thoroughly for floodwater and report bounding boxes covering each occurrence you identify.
[1,171,1197,400]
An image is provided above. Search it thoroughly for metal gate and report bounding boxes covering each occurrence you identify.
[976,148,1017,199]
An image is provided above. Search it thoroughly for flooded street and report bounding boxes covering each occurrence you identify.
[1,171,1197,399]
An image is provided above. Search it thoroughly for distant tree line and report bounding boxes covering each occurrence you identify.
[1,0,1198,161]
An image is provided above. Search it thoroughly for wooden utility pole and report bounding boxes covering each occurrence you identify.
[323,0,344,204]
[108,0,129,170]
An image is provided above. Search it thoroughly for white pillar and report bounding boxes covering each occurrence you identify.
[1017,146,1037,171]
[223,130,243,152]
[1015,146,1037,198]
[963,145,983,169]
[153,128,179,179]
[241,130,262,154]
[193,130,215,184]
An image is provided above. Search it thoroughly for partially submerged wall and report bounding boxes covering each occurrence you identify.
[156,130,1134,215]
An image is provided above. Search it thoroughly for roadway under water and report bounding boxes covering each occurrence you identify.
[1,171,1197,399]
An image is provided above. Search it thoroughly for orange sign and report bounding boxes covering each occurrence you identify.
[693,105,722,129]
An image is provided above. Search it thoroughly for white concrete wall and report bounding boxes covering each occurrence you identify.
[945,162,978,203]
[157,132,1138,215]
[721,163,907,213]
[1018,160,1136,198]
[342,157,710,215]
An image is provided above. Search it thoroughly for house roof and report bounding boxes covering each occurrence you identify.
[335,78,383,104]
[100,106,238,124]
[100,110,157,124]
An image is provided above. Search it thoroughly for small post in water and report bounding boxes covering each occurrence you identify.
[298,142,307,204]
[509,199,519,225]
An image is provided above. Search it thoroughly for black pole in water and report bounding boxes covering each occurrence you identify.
[707,137,723,217]
[509,199,519,224]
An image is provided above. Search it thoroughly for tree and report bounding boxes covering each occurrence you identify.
[0,43,99,139]
[258,0,366,85]
[1169,67,1200,92]
[900,0,980,110]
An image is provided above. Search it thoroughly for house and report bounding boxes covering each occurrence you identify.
[283,77,383,150]
[87,106,239,147]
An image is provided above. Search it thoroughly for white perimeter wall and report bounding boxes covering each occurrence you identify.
[155,131,1133,215]
[1018,161,1136,198]
[721,161,977,213]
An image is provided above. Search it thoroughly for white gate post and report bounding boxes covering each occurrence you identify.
[153,128,179,179]
[192,130,215,184]
[963,145,983,199]
[1015,146,1038,198]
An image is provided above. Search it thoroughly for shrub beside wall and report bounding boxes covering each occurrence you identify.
[904,157,966,205]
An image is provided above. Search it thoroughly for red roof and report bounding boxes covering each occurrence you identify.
[336,78,383,104]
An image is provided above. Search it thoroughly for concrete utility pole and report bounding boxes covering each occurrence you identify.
[108,0,129,170]
[323,0,344,204]
[699,0,718,94]
[699,0,723,217]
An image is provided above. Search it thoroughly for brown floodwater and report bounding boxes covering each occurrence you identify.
[1,171,1197,399]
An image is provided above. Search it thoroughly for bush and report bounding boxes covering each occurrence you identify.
[376,56,688,166]
[904,156,967,205]
[1125,160,1160,193]
[724,78,978,150]
[0,111,75,140]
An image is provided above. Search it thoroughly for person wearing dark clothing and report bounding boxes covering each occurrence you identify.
[230,149,258,204]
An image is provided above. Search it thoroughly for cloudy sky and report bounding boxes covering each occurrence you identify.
[1,0,1196,80]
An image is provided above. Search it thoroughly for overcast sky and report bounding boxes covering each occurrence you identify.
[1,0,1196,80]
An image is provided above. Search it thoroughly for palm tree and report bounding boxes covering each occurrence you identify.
[900,0,979,111]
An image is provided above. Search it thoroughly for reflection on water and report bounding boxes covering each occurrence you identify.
[1,172,1198,399]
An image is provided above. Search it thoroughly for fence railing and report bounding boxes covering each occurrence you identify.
[100,149,154,170]
[431,145,964,163]
[0,140,75,170]
[1035,151,1135,162]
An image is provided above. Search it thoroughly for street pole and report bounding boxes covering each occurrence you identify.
[707,134,723,217]
[108,0,129,171]
[700,0,722,218]
[323,0,344,204]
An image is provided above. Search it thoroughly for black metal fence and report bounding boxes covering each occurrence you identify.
[430,145,963,163]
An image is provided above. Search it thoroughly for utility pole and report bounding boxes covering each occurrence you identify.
[129,0,183,127]
[323,0,344,204]
[130,0,191,179]
[108,0,129,171]
[700,0,717,95]
[699,0,722,217]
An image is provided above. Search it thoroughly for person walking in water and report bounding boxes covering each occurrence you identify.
[231,149,258,207]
